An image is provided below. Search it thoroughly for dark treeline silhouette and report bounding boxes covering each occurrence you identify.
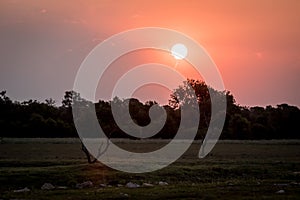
[0,79,299,139]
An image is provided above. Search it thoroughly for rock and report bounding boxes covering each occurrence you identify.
[158,181,168,186]
[41,183,55,190]
[290,182,300,186]
[99,183,107,187]
[274,183,288,187]
[76,181,93,189]
[13,187,30,193]
[142,183,154,187]
[276,189,285,194]
[117,184,123,187]
[125,182,140,188]
[56,186,68,189]
[120,192,129,197]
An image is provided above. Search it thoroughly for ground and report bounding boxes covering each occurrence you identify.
[0,138,300,199]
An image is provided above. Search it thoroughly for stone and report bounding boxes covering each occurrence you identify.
[120,192,129,197]
[13,187,30,193]
[158,181,168,186]
[142,183,154,187]
[276,189,285,194]
[290,182,300,186]
[56,186,68,189]
[76,181,93,189]
[274,183,288,187]
[125,182,140,188]
[41,183,55,190]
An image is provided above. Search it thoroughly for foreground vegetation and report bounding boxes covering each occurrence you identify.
[0,138,299,199]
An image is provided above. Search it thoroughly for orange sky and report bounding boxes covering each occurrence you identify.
[0,0,299,106]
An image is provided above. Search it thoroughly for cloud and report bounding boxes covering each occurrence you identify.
[255,52,263,59]
[40,9,47,14]
[131,14,141,18]
[63,18,86,25]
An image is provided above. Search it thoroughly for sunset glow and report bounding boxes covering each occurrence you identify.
[0,0,299,107]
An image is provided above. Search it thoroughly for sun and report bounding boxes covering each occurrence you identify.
[171,43,188,60]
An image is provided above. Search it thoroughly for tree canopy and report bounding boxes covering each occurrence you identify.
[0,79,299,139]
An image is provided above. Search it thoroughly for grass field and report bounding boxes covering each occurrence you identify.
[0,138,300,199]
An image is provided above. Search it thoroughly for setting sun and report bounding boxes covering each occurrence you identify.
[171,43,188,60]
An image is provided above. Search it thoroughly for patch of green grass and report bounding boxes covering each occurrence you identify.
[0,139,300,199]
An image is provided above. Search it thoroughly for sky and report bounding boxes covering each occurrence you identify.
[0,0,299,107]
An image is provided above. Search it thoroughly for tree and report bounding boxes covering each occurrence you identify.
[62,91,74,108]
[169,79,232,139]
[228,114,251,139]
[0,85,299,140]
[45,98,56,106]
[0,90,12,105]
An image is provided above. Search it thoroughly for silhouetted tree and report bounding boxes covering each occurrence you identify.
[0,82,299,140]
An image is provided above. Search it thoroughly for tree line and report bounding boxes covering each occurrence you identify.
[0,79,299,139]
